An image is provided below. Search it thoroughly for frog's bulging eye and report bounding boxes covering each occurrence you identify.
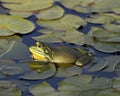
[44,49,49,54]
[36,42,42,48]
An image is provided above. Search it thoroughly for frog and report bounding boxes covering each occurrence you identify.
[29,42,95,66]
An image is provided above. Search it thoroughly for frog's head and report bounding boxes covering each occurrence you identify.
[29,42,52,61]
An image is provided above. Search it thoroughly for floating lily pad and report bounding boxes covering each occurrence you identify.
[87,58,108,73]
[20,63,56,80]
[33,32,63,43]
[112,77,120,91]
[9,10,33,18]
[56,65,82,77]
[0,15,34,36]
[0,35,21,56]
[61,0,120,13]
[0,80,21,96]
[60,29,85,45]
[95,88,120,96]
[93,39,120,53]
[86,14,115,24]
[37,14,86,31]
[37,5,64,20]
[103,55,120,72]
[1,0,54,11]
[0,40,31,60]
[30,82,58,96]
[103,23,120,33]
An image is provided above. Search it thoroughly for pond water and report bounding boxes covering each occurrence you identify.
[0,1,120,96]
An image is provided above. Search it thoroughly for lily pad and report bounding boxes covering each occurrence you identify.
[93,39,120,53]
[112,77,120,91]
[103,23,120,33]
[37,5,64,20]
[0,40,31,60]
[87,58,108,73]
[95,88,120,96]
[0,15,34,36]
[55,65,82,77]
[1,0,54,11]
[20,63,56,80]
[0,35,21,55]
[60,29,85,45]
[103,55,120,72]
[9,10,33,18]
[37,14,86,31]
[0,80,21,96]
[86,13,115,24]
[30,82,58,96]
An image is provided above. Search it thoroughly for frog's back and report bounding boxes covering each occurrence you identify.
[51,46,80,63]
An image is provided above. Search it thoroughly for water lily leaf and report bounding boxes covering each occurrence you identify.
[38,29,64,34]
[1,0,54,11]
[0,15,35,36]
[91,27,120,42]
[0,35,21,55]
[0,63,30,76]
[0,80,21,96]
[30,82,58,96]
[103,23,120,33]
[9,10,33,18]
[86,14,115,24]
[87,58,108,73]
[60,29,85,45]
[93,39,120,53]
[55,65,82,77]
[37,5,64,20]
[20,63,56,80]
[32,32,63,43]
[112,77,120,91]
[37,14,86,31]
[95,88,120,96]
[0,40,31,60]
[61,75,110,90]
[103,55,120,72]
[111,7,120,14]
[62,0,120,13]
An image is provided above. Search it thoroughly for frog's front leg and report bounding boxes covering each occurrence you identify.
[75,55,93,66]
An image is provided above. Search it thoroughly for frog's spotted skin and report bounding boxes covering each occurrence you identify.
[29,42,95,66]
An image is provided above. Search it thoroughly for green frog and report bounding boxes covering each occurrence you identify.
[29,42,95,66]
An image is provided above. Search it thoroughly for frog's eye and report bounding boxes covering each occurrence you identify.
[36,42,42,48]
[44,49,49,54]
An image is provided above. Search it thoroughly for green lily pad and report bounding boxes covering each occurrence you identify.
[32,32,63,43]
[9,10,33,18]
[0,15,34,36]
[86,13,115,24]
[62,0,120,13]
[30,82,58,96]
[37,5,64,20]
[111,7,120,14]
[95,88,120,96]
[0,63,30,76]
[1,0,54,11]
[0,40,31,60]
[93,39,120,53]
[112,77,120,91]
[55,65,82,77]
[103,23,120,33]
[60,29,85,45]
[20,63,56,80]
[0,80,21,96]
[0,35,21,55]
[103,55,120,72]
[37,14,86,31]
[87,58,108,73]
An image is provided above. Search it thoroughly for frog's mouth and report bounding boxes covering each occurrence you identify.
[29,46,48,61]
